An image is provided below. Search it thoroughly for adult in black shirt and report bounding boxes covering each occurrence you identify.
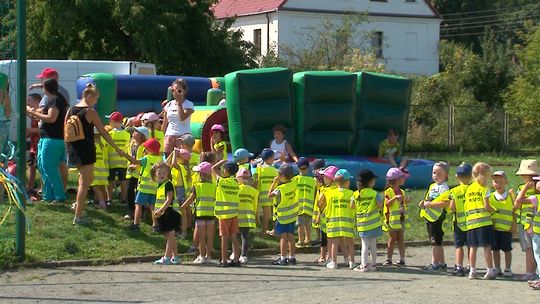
[26,78,68,202]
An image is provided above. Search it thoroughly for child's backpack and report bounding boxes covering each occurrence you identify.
[64,108,88,143]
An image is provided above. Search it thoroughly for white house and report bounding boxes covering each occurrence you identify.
[213,0,441,75]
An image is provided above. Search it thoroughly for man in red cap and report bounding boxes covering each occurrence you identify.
[29,67,70,194]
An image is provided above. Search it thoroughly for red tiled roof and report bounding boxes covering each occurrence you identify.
[213,0,440,19]
[213,0,286,19]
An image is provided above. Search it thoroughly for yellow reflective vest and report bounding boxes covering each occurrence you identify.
[517,184,536,229]
[194,182,216,217]
[293,175,316,217]
[126,143,144,179]
[150,129,164,152]
[312,183,326,231]
[275,181,298,225]
[91,138,109,186]
[214,176,240,219]
[464,181,492,230]
[213,141,227,161]
[255,165,278,208]
[383,187,411,231]
[532,195,540,234]
[137,154,162,195]
[324,187,355,238]
[238,184,259,228]
[450,184,469,231]
[420,183,450,222]
[489,191,514,232]
[355,188,382,232]
[107,128,130,169]
[172,163,192,197]
[155,181,176,209]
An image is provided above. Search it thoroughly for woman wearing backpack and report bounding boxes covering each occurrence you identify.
[26,78,67,204]
[66,83,127,225]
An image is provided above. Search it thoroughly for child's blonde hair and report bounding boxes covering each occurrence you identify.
[151,161,172,181]
[472,162,492,185]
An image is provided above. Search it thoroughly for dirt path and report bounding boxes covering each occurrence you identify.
[0,245,536,303]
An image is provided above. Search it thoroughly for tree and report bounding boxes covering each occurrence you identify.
[260,15,385,73]
[25,0,257,76]
[0,0,15,60]
[504,25,540,145]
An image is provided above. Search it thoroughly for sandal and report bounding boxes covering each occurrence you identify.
[316,257,326,264]
[531,282,540,290]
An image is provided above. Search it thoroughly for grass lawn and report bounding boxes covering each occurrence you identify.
[0,153,532,267]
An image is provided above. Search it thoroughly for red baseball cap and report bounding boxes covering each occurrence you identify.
[143,138,161,154]
[106,111,124,122]
[36,68,58,79]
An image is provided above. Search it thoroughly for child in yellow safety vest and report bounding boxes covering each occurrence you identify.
[311,159,327,263]
[254,148,278,236]
[182,161,216,264]
[210,124,227,161]
[141,112,164,152]
[352,169,383,272]
[464,162,496,279]
[235,168,259,264]
[152,161,181,265]
[127,138,163,231]
[514,159,539,281]
[124,126,149,220]
[91,127,109,210]
[419,161,450,272]
[106,111,130,206]
[293,157,316,248]
[489,170,516,277]
[179,134,199,179]
[212,160,241,267]
[515,178,540,288]
[448,162,473,277]
[167,148,192,238]
[269,164,298,266]
[233,148,253,176]
[383,168,410,267]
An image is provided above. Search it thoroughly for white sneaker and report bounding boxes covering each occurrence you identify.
[239,256,248,264]
[468,271,477,279]
[503,269,513,277]
[229,253,235,260]
[483,270,496,280]
[348,261,357,269]
[193,255,207,264]
[353,264,370,272]
[326,261,337,269]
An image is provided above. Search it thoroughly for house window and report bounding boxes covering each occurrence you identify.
[406,0,416,2]
[370,0,388,2]
[371,31,383,58]
[254,29,262,55]
[405,32,418,60]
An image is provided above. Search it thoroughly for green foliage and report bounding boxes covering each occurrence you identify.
[25,0,256,76]
[260,15,384,73]
[0,0,15,59]
[504,25,540,145]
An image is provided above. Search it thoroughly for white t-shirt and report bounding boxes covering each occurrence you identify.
[164,99,194,136]
[271,139,287,160]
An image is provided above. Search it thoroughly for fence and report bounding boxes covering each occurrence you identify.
[406,105,531,152]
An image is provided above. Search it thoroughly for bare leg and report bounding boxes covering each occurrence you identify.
[493,250,501,270]
[504,251,512,270]
[231,234,240,262]
[220,236,229,263]
[197,224,207,258]
[75,164,94,219]
[207,221,215,259]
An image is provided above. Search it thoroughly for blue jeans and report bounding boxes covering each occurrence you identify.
[37,138,66,201]
[532,234,540,275]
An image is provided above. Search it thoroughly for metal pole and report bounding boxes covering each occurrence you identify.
[15,0,27,260]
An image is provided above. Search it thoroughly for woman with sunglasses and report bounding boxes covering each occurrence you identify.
[162,78,195,157]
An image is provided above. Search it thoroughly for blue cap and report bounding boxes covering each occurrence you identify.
[261,148,275,160]
[456,163,472,176]
[234,148,254,162]
[335,169,352,180]
[296,157,310,169]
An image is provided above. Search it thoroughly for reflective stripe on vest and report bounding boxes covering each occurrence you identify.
[214,177,240,219]
[464,181,492,229]
[383,187,410,231]
[194,182,216,217]
[256,166,278,207]
[155,181,175,209]
[108,129,130,169]
[450,184,469,231]
[420,183,449,222]
[126,144,145,179]
[238,184,258,228]
[293,175,316,217]
[275,181,298,225]
[137,154,162,194]
[489,191,514,231]
[325,187,355,237]
[517,185,535,228]
[355,188,382,232]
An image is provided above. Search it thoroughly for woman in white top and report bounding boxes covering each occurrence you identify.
[270,124,298,164]
[162,78,195,157]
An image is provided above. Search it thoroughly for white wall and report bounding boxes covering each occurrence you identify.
[229,13,279,57]
[283,0,436,16]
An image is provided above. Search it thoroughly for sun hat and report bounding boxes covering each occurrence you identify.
[36,68,58,79]
[312,159,325,171]
[260,148,275,161]
[335,169,352,180]
[319,166,339,180]
[386,167,405,181]
[434,161,450,174]
[106,111,124,123]
[456,162,472,176]
[492,170,507,179]
[134,126,150,139]
[516,159,539,176]
[296,157,310,169]
[180,134,195,147]
[211,124,225,133]
[236,167,250,178]
[141,112,159,122]
[193,162,212,175]
[143,138,160,154]
[234,148,254,162]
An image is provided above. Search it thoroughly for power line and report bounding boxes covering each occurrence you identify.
[440,28,521,38]
[441,14,540,31]
[442,12,540,28]
[440,3,540,18]
[442,3,540,23]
